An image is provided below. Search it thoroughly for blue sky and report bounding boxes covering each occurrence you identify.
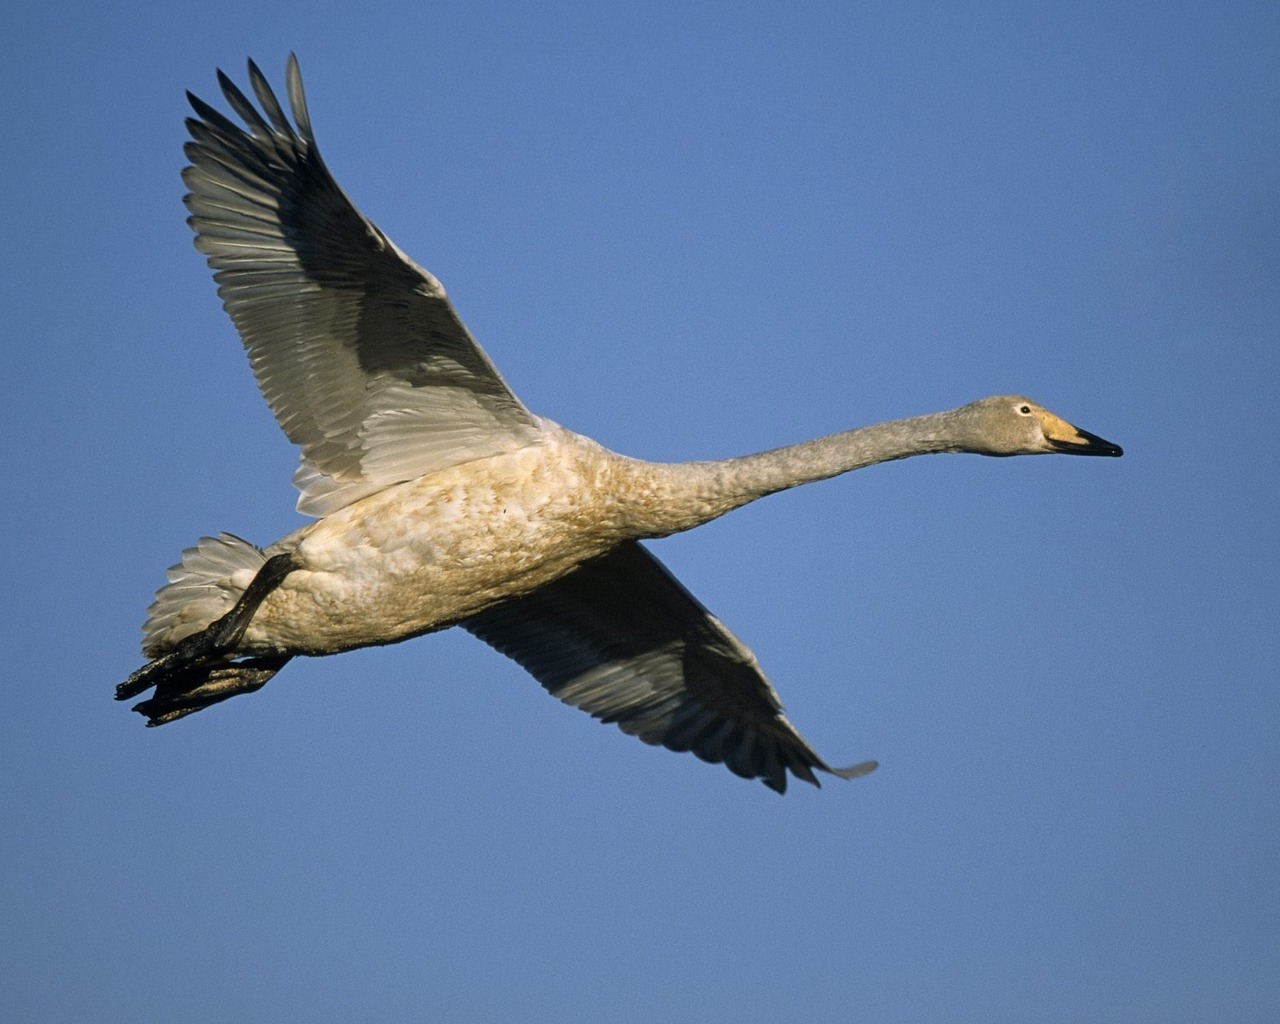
[3,2,1277,1021]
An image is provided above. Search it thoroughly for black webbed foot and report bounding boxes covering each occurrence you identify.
[132,655,292,726]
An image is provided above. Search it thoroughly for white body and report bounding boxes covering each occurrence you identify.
[167,424,669,656]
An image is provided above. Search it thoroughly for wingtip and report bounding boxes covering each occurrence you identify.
[283,52,311,140]
[831,759,879,780]
[761,757,877,794]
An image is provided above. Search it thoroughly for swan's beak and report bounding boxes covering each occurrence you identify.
[1044,418,1124,457]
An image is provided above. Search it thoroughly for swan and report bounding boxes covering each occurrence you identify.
[116,56,1123,793]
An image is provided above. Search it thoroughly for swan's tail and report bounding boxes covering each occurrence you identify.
[141,533,265,658]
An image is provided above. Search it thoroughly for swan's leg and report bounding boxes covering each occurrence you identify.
[205,551,299,650]
[116,553,298,721]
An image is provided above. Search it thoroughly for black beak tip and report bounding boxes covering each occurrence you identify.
[1051,429,1123,457]
[1083,429,1124,457]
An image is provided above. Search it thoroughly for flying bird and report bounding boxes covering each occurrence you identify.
[117,56,1123,793]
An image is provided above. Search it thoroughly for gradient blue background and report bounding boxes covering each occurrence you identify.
[3,2,1277,1021]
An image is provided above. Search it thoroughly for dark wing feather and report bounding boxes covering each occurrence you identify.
[463,541,876,793]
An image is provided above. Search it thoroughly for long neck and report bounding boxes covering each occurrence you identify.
[619,408,971,538]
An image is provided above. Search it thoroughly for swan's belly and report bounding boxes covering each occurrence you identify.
[241,439,627,655]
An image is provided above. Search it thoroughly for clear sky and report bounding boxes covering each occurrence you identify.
[3,2,1277,1021]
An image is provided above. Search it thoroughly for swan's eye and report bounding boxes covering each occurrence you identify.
[1018,404,1032,415]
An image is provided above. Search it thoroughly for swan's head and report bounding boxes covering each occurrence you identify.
[963,396,1124,457]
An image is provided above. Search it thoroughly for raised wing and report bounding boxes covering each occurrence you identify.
[463,541,876,793]
[182,55,543,516]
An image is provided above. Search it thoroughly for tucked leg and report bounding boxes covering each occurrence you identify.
[115,552,298,719]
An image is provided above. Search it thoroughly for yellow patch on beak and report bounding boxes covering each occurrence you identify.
[1035,407,1124,456]
[1036,410,1084,446]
